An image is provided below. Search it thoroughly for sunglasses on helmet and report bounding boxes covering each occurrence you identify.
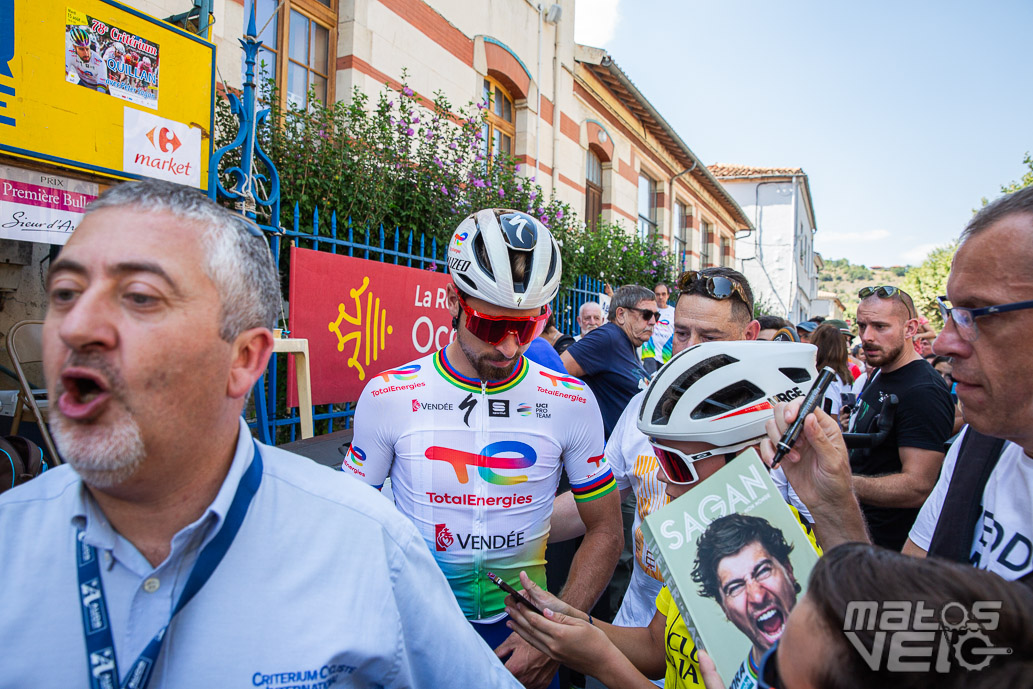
[858,285,915,318]
[678,271,750,307]
[456,292,550,346]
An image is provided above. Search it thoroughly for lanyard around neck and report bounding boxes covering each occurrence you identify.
[76,439,263,689]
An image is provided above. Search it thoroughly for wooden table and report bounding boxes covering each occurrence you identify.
[272,337,314,439]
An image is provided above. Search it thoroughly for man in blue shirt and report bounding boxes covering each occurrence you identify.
[0,179,521,688]
[561,285,655,439]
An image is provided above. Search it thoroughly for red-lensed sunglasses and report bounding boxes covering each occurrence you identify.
[650,439,705,485]
[456,292,551,346]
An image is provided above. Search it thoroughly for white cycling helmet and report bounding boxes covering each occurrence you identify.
[447,208,561,310]
[637,341,818,478]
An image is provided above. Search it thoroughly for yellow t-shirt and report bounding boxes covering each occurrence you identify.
[656,586,703,688]
[654,506,821,689]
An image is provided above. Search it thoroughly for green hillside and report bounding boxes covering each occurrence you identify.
[818,258,909,320]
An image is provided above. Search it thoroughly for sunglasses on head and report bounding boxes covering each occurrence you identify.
[678,271,750,307]
[456,292,550,346]
[858,285,914,318]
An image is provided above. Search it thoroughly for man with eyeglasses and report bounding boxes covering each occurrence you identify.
[561,284,656,440]
[847,284,954,550]
[343,209,623,689]
[761,187,1033,585]
[905,185,1033,581]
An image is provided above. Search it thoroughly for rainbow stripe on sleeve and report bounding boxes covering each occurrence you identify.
[571,468,617,503]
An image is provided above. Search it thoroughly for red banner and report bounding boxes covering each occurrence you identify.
[287,247,455,406]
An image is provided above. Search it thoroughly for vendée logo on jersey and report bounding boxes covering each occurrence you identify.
[412,399,455,412]
[425,441,537,485]
[435,523,528,551]
[435,523,455,550]
[539,371,584,390]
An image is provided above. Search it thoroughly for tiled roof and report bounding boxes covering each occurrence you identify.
[708,164,805,179]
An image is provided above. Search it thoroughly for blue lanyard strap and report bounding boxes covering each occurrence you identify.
[76,439,264,689]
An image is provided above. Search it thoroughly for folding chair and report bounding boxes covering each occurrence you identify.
[6,320,61,465]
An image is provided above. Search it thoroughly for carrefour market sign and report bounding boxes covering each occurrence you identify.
[0,1,213,189]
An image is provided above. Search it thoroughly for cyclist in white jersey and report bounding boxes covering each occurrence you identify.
[343,208,623,689]
[65,27,107,92]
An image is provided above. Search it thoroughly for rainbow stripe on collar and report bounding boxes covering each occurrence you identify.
[433,348,528,394]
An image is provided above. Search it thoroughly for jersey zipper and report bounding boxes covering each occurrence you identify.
[475,380,488,619]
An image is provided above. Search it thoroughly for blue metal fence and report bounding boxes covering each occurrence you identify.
[254,204,606,443]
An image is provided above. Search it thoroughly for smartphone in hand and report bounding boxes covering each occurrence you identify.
[487,572,543,616]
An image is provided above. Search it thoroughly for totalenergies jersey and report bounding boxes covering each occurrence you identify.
[343,347,615,621]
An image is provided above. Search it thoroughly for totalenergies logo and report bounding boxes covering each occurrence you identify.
[377,364,421,381]
[425,441,537,485]
[348,445,366,466]
[539,371,584,390]
[453,231,468,246]
[657,318,671,327]
[328,276,393,381]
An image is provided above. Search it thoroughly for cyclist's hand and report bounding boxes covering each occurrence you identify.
[503,604,611,680]
[511,571,578,618]
[495,631,560,689]
[760,399,852,511]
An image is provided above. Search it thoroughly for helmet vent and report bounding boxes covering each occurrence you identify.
[779,367,813,384]
[454,272,478,292]
[651,354,739,425]
[544,244,559,286]
[691,381,765,420]
[472,232,495,280]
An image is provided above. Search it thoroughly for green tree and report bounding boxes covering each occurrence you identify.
[1001,152,1033,194]
[901,242,957,324]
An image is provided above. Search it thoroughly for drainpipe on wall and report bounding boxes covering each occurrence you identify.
[535,4,543,183]
[790,174,801,319]
[669,162,696,267]
[549,6,562,191]
[741,180,788,317]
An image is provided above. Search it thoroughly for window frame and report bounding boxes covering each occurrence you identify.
[482,75,516,159]
[637,173,658,240]
[255,0,337,111]
[585,148,603,231]
[673,200,692,270]
[700,219,713,267]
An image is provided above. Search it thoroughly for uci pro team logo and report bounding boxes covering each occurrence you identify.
[376,364,421,381]
[539,371,584,390]
[425,441,536,485]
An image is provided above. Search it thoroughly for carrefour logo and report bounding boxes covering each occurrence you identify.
[539,371,584,390]
[376,364,421,381]
[425,441,536,485]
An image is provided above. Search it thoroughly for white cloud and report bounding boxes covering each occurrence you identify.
[574,0,621,47]
[900,243,942,265]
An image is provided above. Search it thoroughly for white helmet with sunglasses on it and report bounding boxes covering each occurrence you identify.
[448,209,562,310]
[637,341,818,484]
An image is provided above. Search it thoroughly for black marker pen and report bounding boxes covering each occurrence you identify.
[771,367,837,468]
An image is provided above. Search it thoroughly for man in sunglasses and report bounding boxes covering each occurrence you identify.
[561,284,656,440]
[762,186,1033,585]
[550,267,762,685]
[848,285,954,550]
[343,209,623,689]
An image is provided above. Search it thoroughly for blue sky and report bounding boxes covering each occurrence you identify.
[574,0,1033,267]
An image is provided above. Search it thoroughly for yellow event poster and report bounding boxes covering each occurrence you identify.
[0,0,214,189]
[65,7,161,109]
